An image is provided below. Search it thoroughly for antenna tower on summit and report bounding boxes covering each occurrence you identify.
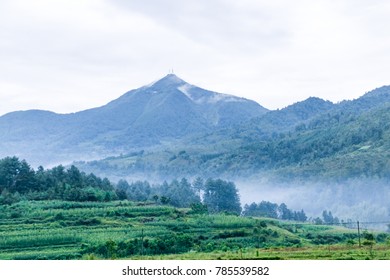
[169,69,174,74]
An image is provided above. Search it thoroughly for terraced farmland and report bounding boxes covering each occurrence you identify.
[0,200,389,260]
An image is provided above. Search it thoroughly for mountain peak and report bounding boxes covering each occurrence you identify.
[163,73,183,82]
[149,73,186,88]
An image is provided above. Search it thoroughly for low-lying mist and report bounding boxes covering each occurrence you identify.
[237,178,390,230]
[75,163,390,231]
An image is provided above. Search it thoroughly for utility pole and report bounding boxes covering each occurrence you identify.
[140,228,144,255]
[357,221,361,247]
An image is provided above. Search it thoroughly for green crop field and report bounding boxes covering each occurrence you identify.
[0,200,389,260]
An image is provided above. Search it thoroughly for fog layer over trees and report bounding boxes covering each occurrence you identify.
[237,178,390,229]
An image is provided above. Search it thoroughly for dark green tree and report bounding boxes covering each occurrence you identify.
[162,178,200,208]
[322,210,334,224]
[203,179,241,214]
[128,181,151,201]
[278,203,293,220]
[66,165,83,188]
[256,201,278,218]
[0,157,37,194]
[192,177,204,200]
[294,209,307,222]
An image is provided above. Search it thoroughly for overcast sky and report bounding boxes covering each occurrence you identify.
[1,0,390,116]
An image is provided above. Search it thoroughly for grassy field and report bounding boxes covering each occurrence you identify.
[135,245,390,260]
[0,200,389,260]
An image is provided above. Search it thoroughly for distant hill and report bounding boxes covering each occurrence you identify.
[0,74,268,166]
[75,86,390,182]
[192,96,336,145]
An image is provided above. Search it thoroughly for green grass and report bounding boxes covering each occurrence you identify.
[128,245,390,260]
[0,200,389,260]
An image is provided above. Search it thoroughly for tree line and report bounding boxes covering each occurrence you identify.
[116,177,242,215]
[0,157,242,215]
[242,201,307,222]
[0,156,339,224]
[0,156,117,204]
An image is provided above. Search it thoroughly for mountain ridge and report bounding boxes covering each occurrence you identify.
[0,74,268,166]
[73,85,390,182]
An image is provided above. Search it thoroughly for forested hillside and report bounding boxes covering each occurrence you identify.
[76,91,390,182]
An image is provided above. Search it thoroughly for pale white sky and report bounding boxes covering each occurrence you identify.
[1,0,390,116]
